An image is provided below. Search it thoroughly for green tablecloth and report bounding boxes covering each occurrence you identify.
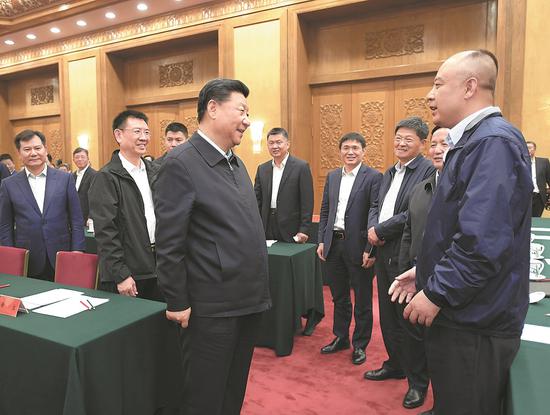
[530,217,550,292]
[256,242,325,356]
[0,274,183,415]
[507,298,550,415]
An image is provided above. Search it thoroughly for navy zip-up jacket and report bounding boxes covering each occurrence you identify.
[416,113,532,337]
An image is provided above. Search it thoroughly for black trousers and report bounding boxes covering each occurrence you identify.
[325,237,374,349]
[29,256,55,282]
[426,325,520,415]
[532,193,544,217]
[180,312,263,415]
[100,278,164,302]
[266,209,284,240]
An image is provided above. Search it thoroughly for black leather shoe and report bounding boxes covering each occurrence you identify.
[320,337,350,354]
[418,410,434,415]
[351,348,366,365]
[403,387,427,409]
[363,366,406,381]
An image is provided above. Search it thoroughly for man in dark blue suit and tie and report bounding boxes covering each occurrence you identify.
[0,130,85,280]
[317,132,382,365]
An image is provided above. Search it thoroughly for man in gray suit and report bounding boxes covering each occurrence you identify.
[317,132,382,365]
[254,127,314,242]
[154,78,271,415]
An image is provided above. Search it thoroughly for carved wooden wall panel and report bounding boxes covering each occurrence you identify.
[159,61,194,88]
[319,104,344,171]
[7,71,60,120]
[30,85,54,106]
[365,25,424,60]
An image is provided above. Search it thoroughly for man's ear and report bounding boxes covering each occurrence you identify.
[464,77,478,100]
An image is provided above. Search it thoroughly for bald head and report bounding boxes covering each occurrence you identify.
[427,49,499,128]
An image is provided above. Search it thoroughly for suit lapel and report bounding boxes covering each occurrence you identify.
[278,156,294,191]
[14,171,42,216]
[265,163,273,204]
[330,169,343,208]
[346,165,367,212]
[42,167,58,216]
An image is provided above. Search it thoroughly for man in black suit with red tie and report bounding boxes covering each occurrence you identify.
[526,141,550,217]
[254,127,314,242]
[317,132,382,365]
[154,78,271,415]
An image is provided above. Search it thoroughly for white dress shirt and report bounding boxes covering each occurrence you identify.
[270,153,289,209]
[531,158,540,194]
[25,164,48,214]
[334,163,362,231]
[75,164,90,191]
[118,153,156,244]
[378,157,416,224]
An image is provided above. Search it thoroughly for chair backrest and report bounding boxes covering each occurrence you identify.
[54,251,99,289]
[0,246,29,277]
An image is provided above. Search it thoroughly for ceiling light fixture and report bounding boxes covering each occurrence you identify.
[105,12,116,19]
[137,3,148,11]
[4,39,15,45]
[76,20,87,27]
[26,34,37,40]
[50,27,61,34]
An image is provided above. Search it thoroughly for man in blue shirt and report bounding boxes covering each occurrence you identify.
[390,49,531,415]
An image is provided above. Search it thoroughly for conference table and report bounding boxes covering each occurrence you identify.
[505,217,550,415]
[0,274,183,415]
[85,233,325,357]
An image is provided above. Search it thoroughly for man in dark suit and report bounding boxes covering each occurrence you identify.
[365,116,435,409]
[317,132,382,365]
[0,153,16,175]
[0,162,9,183]
[89,110,161,301]
[0,129,85,280]
[72,147,97,225]
[526,141,550,217]
[154,79,271,415]
[254,127,314,242]
[154,122,189,166]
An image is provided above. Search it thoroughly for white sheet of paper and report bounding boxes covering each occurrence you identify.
[32,295,109,318]
[266,240,277,247]
[521,323,550,345]
[21,288,84,310]
[533,235,550,241]
[532,228,550,233]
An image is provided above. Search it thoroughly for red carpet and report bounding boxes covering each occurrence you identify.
[243,281,433,415]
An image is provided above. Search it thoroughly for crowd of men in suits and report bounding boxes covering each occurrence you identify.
[0,49,548,415]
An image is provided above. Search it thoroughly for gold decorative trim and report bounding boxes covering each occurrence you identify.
[0,0,298,68]
[365,25,424,60]
[0,0,60,18]
[360,101,385,171]
[319,103,343,171]
[159,61,193,88]
[30,85,54,105]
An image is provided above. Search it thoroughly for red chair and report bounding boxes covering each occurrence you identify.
[0,246,30,277]
[54,251,99,289]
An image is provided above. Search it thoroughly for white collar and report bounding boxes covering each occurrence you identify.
[197,129,233,160]
[119,152,145,172]
[25,164,47,178]
[342,163,362,177]
[272,153,290,168]
[77,164,90,175]
[395,155,418,172]
[448,106,501,146]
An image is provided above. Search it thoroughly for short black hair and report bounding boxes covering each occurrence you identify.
[0,153,13,162]
[395,116,429,140]
[47,154,53,163]
[73,147,89,156]
[526,141,536,149]
[197,78,249,122]
[266,127,289,140]
[112,110,148,131]
[165,122,188,137]
[339,132,366,149]
[14,129,46,150]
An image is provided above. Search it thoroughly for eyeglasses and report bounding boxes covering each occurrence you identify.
[119,128,151,138]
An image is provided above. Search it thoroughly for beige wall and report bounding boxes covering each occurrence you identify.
[522,0,550,158]
[66,56,100,169]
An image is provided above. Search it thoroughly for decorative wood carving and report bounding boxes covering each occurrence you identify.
[183,116,198,136]
[0,0,291,67]
[319,104,343,171]
[159,61,193,88]
[30,85,54,105]
[403,97,431,125]
[360,101,385,171]
[47,128,63,162]
[365,25,424,60]
[0,0,59,18]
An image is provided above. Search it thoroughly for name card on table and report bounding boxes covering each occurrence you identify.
[0,295,28,317]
